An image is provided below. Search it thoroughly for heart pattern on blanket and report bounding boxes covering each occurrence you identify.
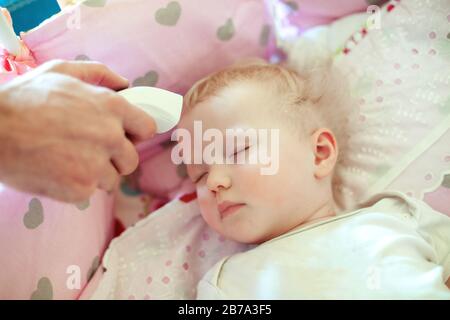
[75,199,90,211]
[23,198,44,229]
[30,277,53,300]
[217,18,235,41]
[285,1,298,11]
[442,174,450,188]
[132,70,159,87]
[259,24,271,46]
[75,54,91,61]
[83,0,108,7]
[155,1,182,26]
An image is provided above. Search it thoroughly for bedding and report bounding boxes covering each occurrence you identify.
[86,0,450,299]
[278,0,450,212]
[0,0,448,300]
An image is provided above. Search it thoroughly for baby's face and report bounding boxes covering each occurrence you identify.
[178,81,324,244]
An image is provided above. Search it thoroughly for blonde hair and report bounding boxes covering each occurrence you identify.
[183,57,354,163]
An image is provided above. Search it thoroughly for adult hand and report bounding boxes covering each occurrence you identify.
[0,60,156,203]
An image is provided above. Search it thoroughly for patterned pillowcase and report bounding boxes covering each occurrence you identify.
[285,0,450,212]
[270,0,385,34]
[0,189,114,300]
[23,0,274,94]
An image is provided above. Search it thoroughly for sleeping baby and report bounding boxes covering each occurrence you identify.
[175,58,450,299]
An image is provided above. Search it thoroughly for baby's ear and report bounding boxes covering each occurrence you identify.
[310,128,338,179]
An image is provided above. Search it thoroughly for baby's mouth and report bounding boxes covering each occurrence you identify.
[217,201,245,219]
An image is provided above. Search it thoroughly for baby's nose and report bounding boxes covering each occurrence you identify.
[206,167,231,192]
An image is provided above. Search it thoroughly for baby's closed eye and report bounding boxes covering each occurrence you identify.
[194,172,208,183]
[229,145,250,159]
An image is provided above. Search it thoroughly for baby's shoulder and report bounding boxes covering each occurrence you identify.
[344,191,450,241]
[196,251,270,299]
[197,192,450,299]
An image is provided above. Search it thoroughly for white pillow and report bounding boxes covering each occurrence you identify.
[282,0,450,210]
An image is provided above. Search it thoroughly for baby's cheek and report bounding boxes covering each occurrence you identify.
[235,165,281,204]
[198,205,214,225]
[234,164,263,186]
[197,186,219,225]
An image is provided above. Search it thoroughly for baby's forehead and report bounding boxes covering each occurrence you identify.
[178,79,291,134]
[205,81,285,117]
[218,79,281,100]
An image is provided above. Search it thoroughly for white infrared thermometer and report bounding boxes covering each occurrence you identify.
[119,86,183,134]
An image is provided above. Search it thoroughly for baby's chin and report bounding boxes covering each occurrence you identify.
[220,220,298,244]
[200,207,273,244]
[214,233,260,245]
[218,225,272,245]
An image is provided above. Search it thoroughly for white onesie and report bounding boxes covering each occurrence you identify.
[196,192,450,299]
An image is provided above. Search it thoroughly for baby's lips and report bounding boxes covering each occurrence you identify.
[217,201,245,215]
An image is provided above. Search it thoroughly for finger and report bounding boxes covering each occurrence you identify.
[51,60,129,90]
[63,182,97,204]
[110,95,157,142]
[97,162,120,192]
[110,138,139,176]
[48,178,97,204]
